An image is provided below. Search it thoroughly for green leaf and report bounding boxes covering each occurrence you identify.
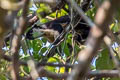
[42,38,47,44]
[59,67,65,73]
[28,39,42,54]
[40,47,47,53]
[0,75,6,80]
[61,42,70,57]
[112,23,120,32]
[23,66,30,74]
[96,48,114,69]
[37,4,51,19]
[45,57,58,72]
[86,6,96,20]
[47,57,58,63]
[40,18,49,23]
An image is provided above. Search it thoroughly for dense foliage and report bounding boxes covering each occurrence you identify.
[0,0,120,80]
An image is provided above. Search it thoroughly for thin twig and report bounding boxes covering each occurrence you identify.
[67,0,94,27]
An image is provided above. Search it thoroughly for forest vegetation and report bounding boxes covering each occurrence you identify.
[0,0,120,80]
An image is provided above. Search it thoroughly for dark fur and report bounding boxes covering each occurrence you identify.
[26,15,90,44]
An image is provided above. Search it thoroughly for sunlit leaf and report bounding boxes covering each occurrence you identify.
[59,67,65,73]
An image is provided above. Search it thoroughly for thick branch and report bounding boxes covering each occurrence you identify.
[67,0,120,80]
[2,54,120,79]
[2,54,73,68]
[10,0,30,80]
[28,68,120,79]
[0,0,24,11]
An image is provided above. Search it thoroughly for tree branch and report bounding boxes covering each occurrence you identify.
[10,0,30,80]
[67,0,120,80]
[2,54,120,79]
